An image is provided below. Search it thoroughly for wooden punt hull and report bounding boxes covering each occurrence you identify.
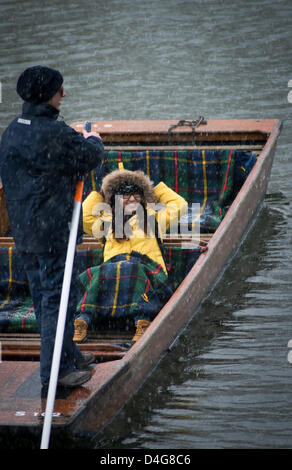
[0,119,281,447]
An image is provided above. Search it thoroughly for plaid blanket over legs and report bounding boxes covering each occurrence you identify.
[76,252,173,327]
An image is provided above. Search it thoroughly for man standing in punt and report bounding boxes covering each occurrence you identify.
[0,66,104,388]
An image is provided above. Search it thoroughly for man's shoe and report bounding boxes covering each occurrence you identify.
[132,320,150,341]
[76,352,96,370]
[73,319,88,342]
[57,370,92,388]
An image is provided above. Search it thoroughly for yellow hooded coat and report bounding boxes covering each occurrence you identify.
[83,171,187,275]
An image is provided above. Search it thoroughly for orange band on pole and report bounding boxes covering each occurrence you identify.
[74,181,84,202]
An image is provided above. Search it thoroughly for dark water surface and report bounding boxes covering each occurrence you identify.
[0,0,291,449]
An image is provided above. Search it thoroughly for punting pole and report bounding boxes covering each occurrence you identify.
[40,122,91,449]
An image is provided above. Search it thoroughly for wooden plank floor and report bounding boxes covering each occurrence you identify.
[0,358,123,428]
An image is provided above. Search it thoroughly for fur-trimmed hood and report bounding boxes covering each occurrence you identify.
[101,169,157,205]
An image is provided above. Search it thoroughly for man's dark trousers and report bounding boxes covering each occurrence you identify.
[21,250,82,386]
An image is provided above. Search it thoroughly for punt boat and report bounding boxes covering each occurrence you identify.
[0,118,281,447]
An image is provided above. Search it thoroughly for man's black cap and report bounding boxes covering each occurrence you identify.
[16,65,63,104]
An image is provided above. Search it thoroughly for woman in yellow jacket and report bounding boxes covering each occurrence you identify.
[74,169,187,342]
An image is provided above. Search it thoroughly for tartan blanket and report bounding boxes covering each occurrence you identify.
[83,149,256,231]
[0,247,35,332]
[76,252,173,326]
[164,246,205,291]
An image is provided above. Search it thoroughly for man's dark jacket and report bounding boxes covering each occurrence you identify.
[0,102,104,253]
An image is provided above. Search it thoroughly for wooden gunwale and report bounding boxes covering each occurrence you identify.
[0,119,281,444]
[71,118,278,136]
[71,119,276,146]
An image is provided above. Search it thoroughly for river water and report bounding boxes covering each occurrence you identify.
[0,0,291,449]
